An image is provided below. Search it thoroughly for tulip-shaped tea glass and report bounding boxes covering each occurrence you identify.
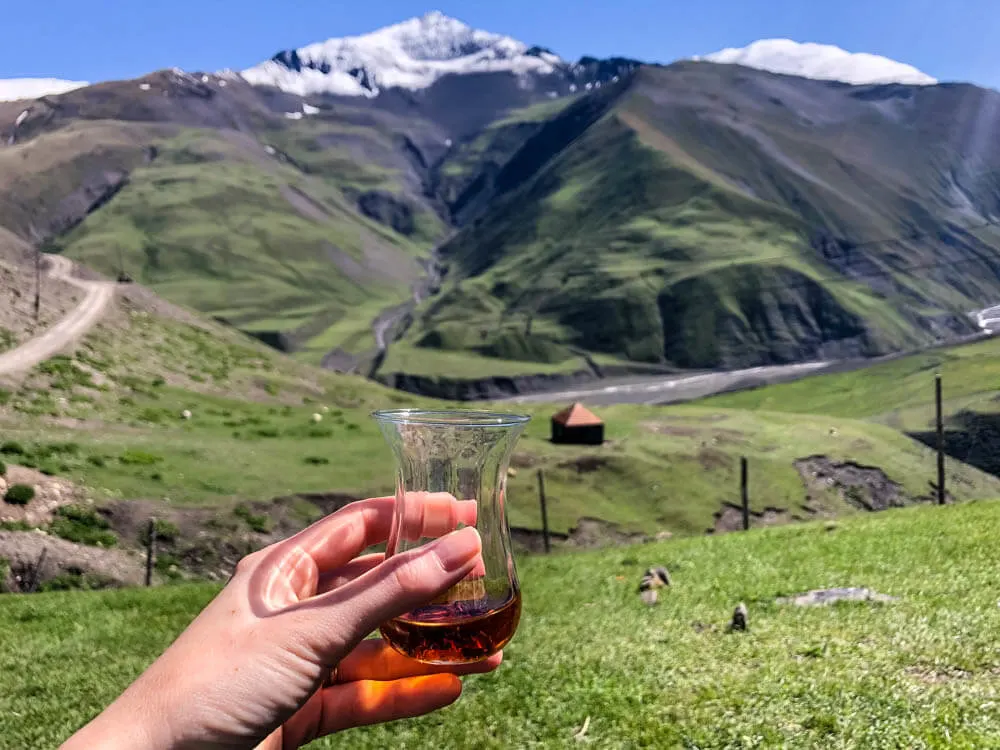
[373,409,530,665]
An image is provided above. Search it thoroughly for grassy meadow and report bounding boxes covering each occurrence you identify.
[2,276,1000,747]
[6,501,1000,748]
[2,300,997,539]
[704,334,1000,429]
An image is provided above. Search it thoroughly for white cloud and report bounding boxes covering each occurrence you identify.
[693,39,936,86]
[0,78,89,102]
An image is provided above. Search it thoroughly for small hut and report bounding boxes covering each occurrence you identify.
[551,402,604,445]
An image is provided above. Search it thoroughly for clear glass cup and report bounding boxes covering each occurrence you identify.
[373,409,530,665]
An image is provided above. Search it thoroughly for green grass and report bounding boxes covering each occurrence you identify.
[4,292,1000,546]
[8,501,1000,747]
[380,340,595,378]
[4,355,999,535]
[294,298,387,365]
[436,96,579,193]
[703,335,1000,429]
[2,302,998,535]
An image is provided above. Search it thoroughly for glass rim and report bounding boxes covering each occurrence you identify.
[372,409,531,427]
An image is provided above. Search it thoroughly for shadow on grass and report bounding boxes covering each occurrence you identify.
[909,409,1000,477]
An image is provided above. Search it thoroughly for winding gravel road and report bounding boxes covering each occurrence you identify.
[0,255,115,377]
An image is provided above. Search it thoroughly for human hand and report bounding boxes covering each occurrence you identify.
[62,495,499,750]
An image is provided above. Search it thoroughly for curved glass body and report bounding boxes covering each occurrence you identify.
[373,409,530,665]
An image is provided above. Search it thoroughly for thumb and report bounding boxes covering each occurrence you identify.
[289,526,483,662]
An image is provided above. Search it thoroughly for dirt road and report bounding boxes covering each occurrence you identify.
[0,255,115,376]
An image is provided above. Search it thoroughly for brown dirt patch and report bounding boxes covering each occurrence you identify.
[99,493,365,582]
[0,466,85,525]
[557,455,609,474]
[512,517,668,553]
[795,455,915,511]
[697,447,731,471]
[0,530,144,591]
[712,503,793,533]
[0,257,78,355]
[509,453,538,469]
[643,422,747,447]
[904,665,975,684]
[643,422,699,438]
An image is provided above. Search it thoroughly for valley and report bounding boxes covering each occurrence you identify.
[0,10,999,588]
[6,16,1000,391]
[6,10,1000,747]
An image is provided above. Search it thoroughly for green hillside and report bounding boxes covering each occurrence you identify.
[7,65,1000,379]
[392,65,1000,378]
[10,501,1000,748]
[704,335,1000,427]
[3,293,997,538]
[398,110,929,375]
[47,127,441,363]
[0,72,453,369]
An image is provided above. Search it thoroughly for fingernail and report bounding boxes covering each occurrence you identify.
[435,526,481,572]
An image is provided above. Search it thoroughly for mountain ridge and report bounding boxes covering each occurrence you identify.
[1,15,998,388]
[2,14,943,105]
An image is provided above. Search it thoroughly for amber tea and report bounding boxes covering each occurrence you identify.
[373,409,529,665]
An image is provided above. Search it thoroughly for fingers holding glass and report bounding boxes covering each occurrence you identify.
[396,491,478,542]
[335,639,503,682]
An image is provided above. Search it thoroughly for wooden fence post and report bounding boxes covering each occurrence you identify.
[537,469,551,554]
[145,518,156,587]
[741,457,750,531]
[936,374,946,505]
[26,548,47,593]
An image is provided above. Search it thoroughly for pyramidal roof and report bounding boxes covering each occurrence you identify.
[552,402,603,426]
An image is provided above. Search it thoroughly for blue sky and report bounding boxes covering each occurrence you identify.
[2,0,999,88]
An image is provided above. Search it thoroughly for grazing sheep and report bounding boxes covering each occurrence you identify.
[181,410,192,420]
[311,413,323,423]
[638,566,671,606]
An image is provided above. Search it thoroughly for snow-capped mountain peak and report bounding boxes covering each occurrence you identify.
[241,11,564,98]
[0,77,89,102]
[693,39,936,86]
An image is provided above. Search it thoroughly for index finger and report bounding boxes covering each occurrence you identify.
[272,496,396,575]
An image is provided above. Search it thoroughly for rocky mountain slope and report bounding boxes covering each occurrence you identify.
[1,13,997,381]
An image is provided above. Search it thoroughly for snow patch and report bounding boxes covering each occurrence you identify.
[284,111,304,120]
[693,39,936,86]
[14,110,29,127]
[302,103,320,115]
[0,78,88,102]
[139,83,152,91]
[240,11,564,97]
